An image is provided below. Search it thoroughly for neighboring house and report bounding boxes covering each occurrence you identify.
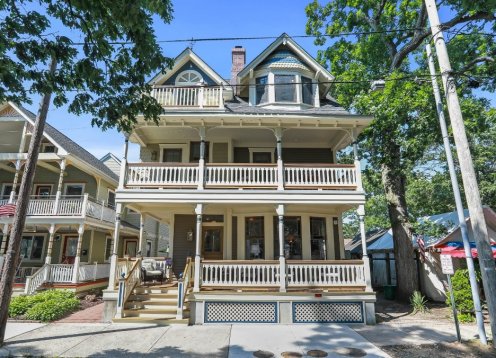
[350,207,496,302]
[0,103,164,294]
[107,34,376,325]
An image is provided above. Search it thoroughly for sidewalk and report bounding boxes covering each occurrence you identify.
[0,319,491,357]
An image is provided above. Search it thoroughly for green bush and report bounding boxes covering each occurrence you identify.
[9,290,80,322]
[446,268,481,323]
[8,295,32,317]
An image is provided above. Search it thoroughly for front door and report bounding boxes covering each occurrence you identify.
[202,227,223,260]
[62,236,78,264]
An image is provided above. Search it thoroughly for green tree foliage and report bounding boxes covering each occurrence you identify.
[446,268,482,323]
[0,0,174,131]
[306,0,495,300]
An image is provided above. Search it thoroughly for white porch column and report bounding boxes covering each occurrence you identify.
[45,224,56,264]
[274,128,284,190]
[352,129,363,191]
[276,204,286,292]
[197,127,206,190]
[9,122,27,203]
[53,157,66,214]
[71,224,85,284]
[107,203,123,290]
[193,203,203,292]
[1,224,9,255]
[358,205,372,291]
[138,212,146,256]
[118,133,130,189]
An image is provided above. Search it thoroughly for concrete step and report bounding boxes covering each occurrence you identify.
[129,293,177,301]
[133,287,178,295]
[125,302,176,310]
[113,317,189,325]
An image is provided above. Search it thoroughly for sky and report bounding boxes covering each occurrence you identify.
[20,1,492,162]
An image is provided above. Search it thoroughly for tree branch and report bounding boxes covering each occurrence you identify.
[391,9,496,70]
[458,55,495,73]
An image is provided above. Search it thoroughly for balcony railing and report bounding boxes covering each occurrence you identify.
[125,163,360,190]
[0,195,116,222]
[151,85,224,108]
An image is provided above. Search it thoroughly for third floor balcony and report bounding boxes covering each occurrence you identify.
[151,85,224,109]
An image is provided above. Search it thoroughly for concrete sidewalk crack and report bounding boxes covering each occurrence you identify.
[147,325,171,353]
[57,324,111,357]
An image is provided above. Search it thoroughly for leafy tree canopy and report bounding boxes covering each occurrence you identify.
[0,0,174,131]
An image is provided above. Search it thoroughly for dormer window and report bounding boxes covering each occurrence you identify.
[301,77,314,105]
[175,70,203,85]
[274,75,296,102]
[255,76,268,104]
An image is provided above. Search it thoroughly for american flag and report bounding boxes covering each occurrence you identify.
[0,204,16,217]
[417,236,426,262]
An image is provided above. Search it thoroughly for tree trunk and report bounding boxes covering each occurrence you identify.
[0,57,57,346]
[382,145,418,302]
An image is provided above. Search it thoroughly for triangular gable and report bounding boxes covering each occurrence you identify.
[7,102,68,155]
[149,48,230,87]
[237,33,334,83]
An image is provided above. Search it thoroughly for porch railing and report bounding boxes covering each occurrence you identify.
[1,195,116,223]
[49,264,74,282]
[151,85,224,108]
[202,260,280,287]
[125,163,359,190]
[177,257,193,319]
[78,263,111,281]
[286,260,366,287]
[200,260,366,288]
[116,258,142,317]
[24,265,48,295]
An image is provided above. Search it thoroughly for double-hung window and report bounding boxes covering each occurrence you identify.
[301,76,314,105]
[274,75,296,102]
[20,235,45,261]
[255,76,268,105]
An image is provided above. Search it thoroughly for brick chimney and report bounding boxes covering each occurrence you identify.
[230,46,246,95]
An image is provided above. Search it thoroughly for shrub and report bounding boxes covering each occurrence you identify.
[410,291,428,314]
[446,268,481,323]
[8,295,32,317]
[8,290,80,322]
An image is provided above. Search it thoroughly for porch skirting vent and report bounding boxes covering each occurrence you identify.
[205,302,277,323]
[292,302,364,323]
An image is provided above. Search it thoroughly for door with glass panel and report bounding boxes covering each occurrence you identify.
[202,227,223,260]
[62,236,78,264]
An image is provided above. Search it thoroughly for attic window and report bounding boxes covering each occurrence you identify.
[175,70,202,85]
[274,75,296,102]
[41,143,56,153]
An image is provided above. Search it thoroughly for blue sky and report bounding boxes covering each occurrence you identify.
[21,1,492,162]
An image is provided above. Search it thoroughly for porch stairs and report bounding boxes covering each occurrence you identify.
[113,283,190,325]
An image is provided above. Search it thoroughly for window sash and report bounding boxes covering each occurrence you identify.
[255,76,268,105]
[302,77,314,105]
[162,148,182,163]
[245,217,264,259]
[274,75,296,103]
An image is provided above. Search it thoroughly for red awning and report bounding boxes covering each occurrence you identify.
[440,242,496,258]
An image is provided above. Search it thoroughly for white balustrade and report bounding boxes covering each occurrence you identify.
[206,165,278,187]
[78,263,111,281]
[286,262,366,287]
[284,165,358,188]
[85,199,116,223]
[127,164,199,187]
[201,261,280,287]
[24,265,48,295]
[49,264,74,283]
[116,258,142,317]
[151,86,223,108]
[57,198,84,215]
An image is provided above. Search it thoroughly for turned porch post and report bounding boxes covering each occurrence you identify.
[53,157,66,214]
[44,224,56,264]
[276,204,286,292]
[138,212,147,256]
[197,127,206,190]
[71,224,85,283]
[274,128,284,190]
[107,203,123,290]
[193,203,203,292]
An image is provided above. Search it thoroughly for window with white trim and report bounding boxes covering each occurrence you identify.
[175,70,203,85]
[20,235,45,261]
[64,183,84,196]
[274,74,296,102]
[104,237,113,262]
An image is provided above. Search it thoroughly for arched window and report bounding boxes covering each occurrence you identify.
[175,70,203,85]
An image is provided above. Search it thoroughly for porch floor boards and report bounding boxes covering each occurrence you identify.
[198,286,367,293]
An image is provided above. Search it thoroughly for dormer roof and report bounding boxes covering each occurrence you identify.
[149,48,230,87]
[238,33,334,83]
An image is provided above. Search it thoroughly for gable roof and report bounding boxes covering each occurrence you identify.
[237,33,334,83]
[100,152,121,165]
[149,48,230,87]
[10,103,119,183]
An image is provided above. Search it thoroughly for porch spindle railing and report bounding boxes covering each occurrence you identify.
[177,257,193,319]
[286,260,366,287]
[116,258,142,317]
[201,260,280,287]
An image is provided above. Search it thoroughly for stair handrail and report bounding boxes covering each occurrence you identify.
[24,264,48,295]
[176,257,193,319]
[116,257,142,318]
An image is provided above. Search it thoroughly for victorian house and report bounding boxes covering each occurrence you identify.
[0,103,166,295]
[106,33,375,325]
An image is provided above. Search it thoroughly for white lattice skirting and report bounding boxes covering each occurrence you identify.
[205,302,277,323]
[292,302,364,323]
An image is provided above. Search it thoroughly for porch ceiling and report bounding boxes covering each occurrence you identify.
[125,202,355,222]
[132,126,354,150]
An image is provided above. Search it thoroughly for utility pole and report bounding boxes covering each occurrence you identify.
[425,0,496,346]
[426,43,487,345]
